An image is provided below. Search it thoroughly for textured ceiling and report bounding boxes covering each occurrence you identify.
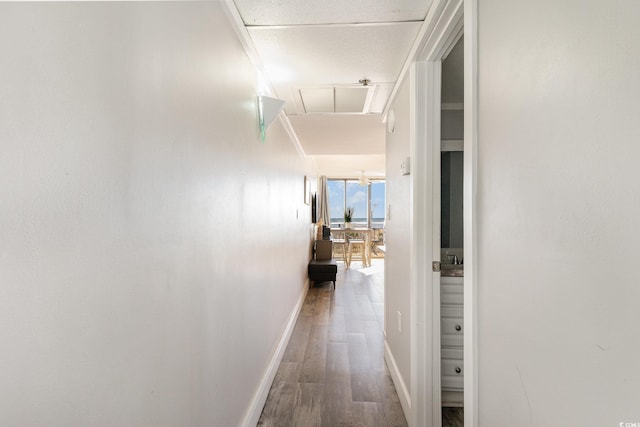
[247,23,421,115]
[234,0,430,25]
[232,0,434,176]
[288,115,386,155]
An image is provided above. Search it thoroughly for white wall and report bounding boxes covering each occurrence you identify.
[384,76,413,409]
[477,0,640,425]
[0,3,315,426]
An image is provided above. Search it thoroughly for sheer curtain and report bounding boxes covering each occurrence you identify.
[318,175,330,226]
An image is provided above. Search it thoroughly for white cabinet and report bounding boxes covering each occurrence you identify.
[441,276,463,406]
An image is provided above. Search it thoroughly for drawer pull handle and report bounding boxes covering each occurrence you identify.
[455,324,462,331]
[455,367,462,374]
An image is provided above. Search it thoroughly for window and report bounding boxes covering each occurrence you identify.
[370,180,385,229]
[328,180,345,225]
[328,178,386,229]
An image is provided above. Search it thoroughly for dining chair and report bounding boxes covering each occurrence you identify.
[347,232,370,267]
[370,229,384,258]
[331,230,349,266]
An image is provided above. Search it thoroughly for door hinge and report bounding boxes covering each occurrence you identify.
[432,261,441,272]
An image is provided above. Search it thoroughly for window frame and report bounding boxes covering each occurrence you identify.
[327,178,385,229]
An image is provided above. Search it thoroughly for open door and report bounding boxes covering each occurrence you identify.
[408,1,469,426]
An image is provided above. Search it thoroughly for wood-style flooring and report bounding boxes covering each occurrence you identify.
[258,260,408,427]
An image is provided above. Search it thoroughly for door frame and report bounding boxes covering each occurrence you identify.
[462,1,478,425]
[409,0,477,425]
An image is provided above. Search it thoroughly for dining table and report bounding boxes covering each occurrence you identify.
[330,227,373,267]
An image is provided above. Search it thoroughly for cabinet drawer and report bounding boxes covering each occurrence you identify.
[441,277,463,305]
[441,317,463,347]
[442,317,463,335]
[442,334,463,348]
[442,357,464,376]
[442,347,463,360]
[442,376,463,391]
[441,304,463,319]
[441,358,464,391]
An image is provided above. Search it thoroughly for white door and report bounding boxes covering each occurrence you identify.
[408,0,468,425]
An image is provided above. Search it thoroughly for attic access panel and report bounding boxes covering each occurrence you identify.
[335,87,369,113]
[299,86,372,114]
[300,88,334,113]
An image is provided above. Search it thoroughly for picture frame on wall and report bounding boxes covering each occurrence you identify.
[304,175,310,205]
[311,193,317,223]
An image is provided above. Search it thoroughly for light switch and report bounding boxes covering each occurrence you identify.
[400,157,410,175]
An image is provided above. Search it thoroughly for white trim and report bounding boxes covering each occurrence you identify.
[278,114,307,157]
[384,341,413,425]
[418,0,464,61]
[297,82,395,88]
[287,112,380,117]
[383,0,449,118]
[410,58,444,427]
[408,1,464,426]
[442,139,464,151]
[430,61,443,427]
[363,85,376,114]
[441,28,464,60]
[463,0,478,426]
[241,280,310,427]
[221,0,307,158]
[222,0,264,79]
[409,60,430,427]
[441,102,464,110]
[292,88,306,116]
[245,21,424,31]
[421,60,447,427]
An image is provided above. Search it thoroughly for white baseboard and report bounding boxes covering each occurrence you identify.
[384,340,413,426]
[241,279,309,427]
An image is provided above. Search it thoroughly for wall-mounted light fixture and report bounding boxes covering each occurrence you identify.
[257,95,285,142]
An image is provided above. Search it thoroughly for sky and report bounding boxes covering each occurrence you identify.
[328,179,385,220]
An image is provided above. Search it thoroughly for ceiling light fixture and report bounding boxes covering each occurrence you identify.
[358,170,371,186]
[358,78,370,86]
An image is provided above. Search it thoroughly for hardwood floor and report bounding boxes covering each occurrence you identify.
[258,260,408,427]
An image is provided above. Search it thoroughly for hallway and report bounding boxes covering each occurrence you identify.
[257,260,408,426]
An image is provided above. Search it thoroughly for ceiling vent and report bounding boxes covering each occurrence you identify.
[299,86,375,114]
